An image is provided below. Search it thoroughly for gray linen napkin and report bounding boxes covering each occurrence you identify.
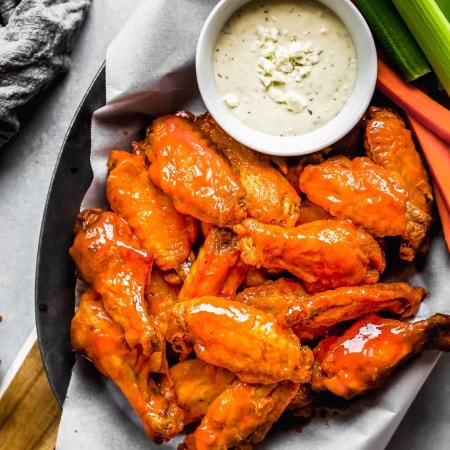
[0,0,20,25]
[0,0,91,148]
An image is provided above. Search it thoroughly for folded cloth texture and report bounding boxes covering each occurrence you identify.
[0,0,91,148]
[0,0,21,25]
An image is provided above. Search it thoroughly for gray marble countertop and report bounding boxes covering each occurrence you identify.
[0,0,449,448]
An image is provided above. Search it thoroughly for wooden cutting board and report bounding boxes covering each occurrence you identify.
[0,340,61,449]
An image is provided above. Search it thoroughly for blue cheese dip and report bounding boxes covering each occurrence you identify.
[213,0,357,136]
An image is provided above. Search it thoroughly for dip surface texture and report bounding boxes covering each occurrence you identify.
[213,0,357,136]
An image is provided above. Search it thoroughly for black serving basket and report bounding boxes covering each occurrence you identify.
[35,64,106,406]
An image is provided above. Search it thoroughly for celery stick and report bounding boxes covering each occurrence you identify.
[435,0,450,22]
[355,0,431,81]
[392,0,450,95]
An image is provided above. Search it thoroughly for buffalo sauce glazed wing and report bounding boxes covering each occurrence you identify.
[234,218,385,293]
[299,155,409,237]
[167,296,313,385]
[364,107,433,260]
[71,289,184,443]
[311,313,450,399]
[106,150,197,272]
[142,114,247,228]
[195,112,301,227]
[69,208,164,365]
[180,380,299,450]
[67,106,448,449]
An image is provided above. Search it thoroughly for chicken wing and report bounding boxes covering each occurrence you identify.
[178,227,241,302]
[299,156,409,237]
[234,277,309,316]
[181,380,299,450]
[297,198,332,225]
[241,266,272,289]
[143,114,247,227]
[284,148,333,194]
[196,112,301,227]
[280,282,428,341]
[218,257,249,300]
[311,313,450,399]
[71,289,183,443]
[106,149,197,271]
[234,218,385,293]
[69,208,161,362]
[145,267,180,338]
[364,106,433,260]
[286,383,314,418]
[169,358,235,425]
[168,296,313,384]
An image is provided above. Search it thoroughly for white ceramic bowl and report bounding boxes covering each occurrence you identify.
[196,0,377,156]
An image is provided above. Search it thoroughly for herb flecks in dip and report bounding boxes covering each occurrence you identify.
[213,0,357,136]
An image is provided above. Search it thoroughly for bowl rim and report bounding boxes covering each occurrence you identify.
[196,0,377,156]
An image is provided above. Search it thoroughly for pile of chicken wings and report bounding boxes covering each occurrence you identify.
[69,106,450,449]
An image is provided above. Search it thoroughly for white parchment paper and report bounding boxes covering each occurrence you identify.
[56,1,450,448]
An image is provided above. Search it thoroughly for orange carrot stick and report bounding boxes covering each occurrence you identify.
[377,58,450,144]
[408,115,450,251]
[433,184,450,253]
[408,115,450,213]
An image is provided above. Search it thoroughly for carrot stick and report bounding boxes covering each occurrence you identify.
[377,58,450,144]
[407,115,450,251]
[433,184,450,252]
[407,115,450,213]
